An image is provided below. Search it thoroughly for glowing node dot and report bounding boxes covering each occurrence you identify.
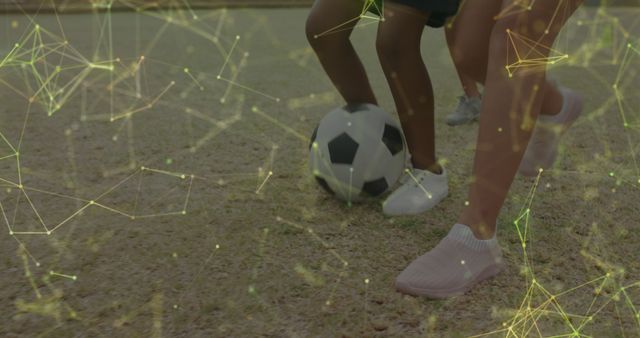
[89,200,95,205]
[364,278,370,284]
[216,75,221,80]
[464,201,469,206]
[47,231,51,235]
[609,172,615,177]
[36,262,40,267]
[173,304,178,309]
[181,210,187,215]
[215,244,220,249]
[497,127,503,132]
[72,276,77,281]
[461,260,465,265]
[236,35,240,40]
[181,174,186,179]
[9,231,13,235]
[141,166,146,170]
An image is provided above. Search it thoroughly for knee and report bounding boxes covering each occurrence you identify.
[376,29,415,67]
[489,16,555,60]
[305,14,348,53]
[489,19,516,55]
[305,15,323,49]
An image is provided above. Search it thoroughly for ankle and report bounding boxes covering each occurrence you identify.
[413,161,442,175]
[458,215,496,240]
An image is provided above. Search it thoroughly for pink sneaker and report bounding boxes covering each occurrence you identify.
[395,224,505,299]
[519,87,583,177]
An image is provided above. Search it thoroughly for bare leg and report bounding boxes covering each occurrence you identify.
[306,0,377,105]
[445,23,481,98]
[447,0,565,117]
[457,0,585,239]
[376,2,439,172]
[394,0,586,299]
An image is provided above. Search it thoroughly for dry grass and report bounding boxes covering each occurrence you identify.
[0,6,639,337]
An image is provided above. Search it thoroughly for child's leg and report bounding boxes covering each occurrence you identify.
[458,0,584,239]
[395,2,585,298]
[376,2,437,172]
[447,0,565,118]
[306,0,377,105]
[445,25,480,99]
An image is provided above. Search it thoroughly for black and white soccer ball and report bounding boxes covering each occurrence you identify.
[309,103,407,203]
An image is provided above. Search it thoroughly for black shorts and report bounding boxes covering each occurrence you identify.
[368,0,460,28]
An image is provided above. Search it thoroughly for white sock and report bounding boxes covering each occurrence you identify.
[446,223,498,251]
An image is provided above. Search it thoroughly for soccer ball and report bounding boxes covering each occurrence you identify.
[309,103,407,203]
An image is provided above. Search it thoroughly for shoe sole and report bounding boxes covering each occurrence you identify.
[395,262,505,299]
[382,192,448,217]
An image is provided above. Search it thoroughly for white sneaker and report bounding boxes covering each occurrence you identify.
[446,95,482,126]
[383,167,448,216]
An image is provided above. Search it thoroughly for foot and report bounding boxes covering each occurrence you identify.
[446,95,482,126]
[382,167,448,216]
[518,86,583,177]
[395,224,504,298]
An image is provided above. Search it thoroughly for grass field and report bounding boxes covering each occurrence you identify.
[1,5,639,337]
